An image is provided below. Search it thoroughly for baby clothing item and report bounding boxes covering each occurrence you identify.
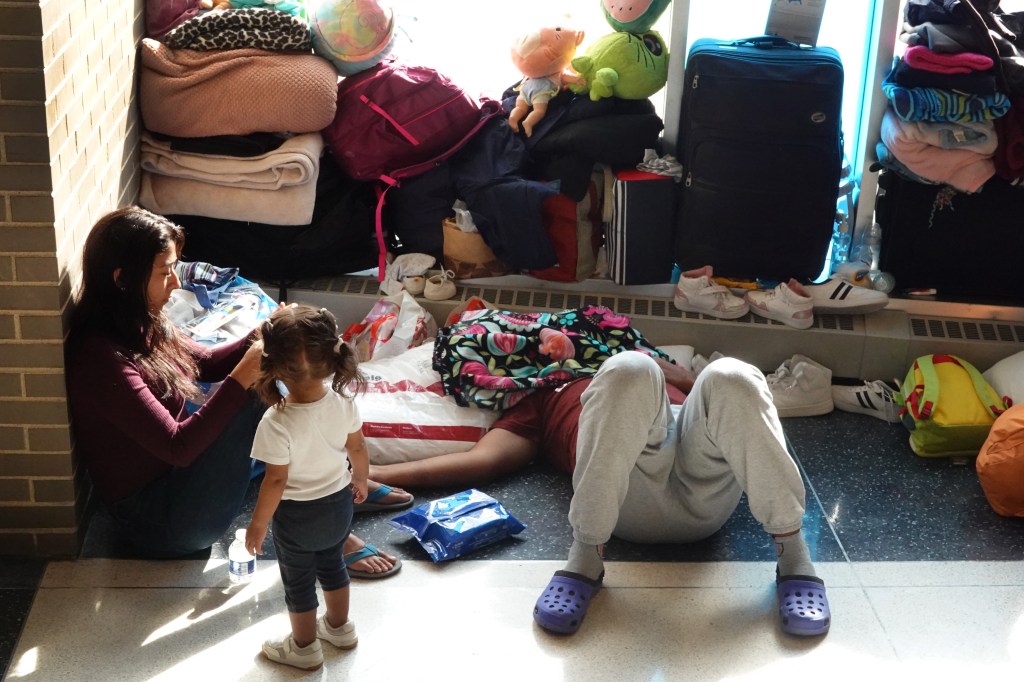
[379,253,436,296]
[637,149,683,179]
[516,75,561,105]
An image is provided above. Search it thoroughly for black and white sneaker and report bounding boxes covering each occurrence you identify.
[831,380,900,423]
[804,277,889,315]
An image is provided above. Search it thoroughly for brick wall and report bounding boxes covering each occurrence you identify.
[0,0,143,556]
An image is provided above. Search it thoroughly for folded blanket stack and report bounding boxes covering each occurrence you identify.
[138,8,340,224]
[889,0,1024,187]
[879,47,1004,192]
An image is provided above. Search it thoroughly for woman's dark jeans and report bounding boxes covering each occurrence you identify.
[112,398,266,558]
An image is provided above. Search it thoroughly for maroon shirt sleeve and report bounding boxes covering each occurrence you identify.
[190,333,251,383]
[68,334,252,501]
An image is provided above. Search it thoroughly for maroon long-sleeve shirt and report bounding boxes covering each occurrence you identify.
[67,333,252,503]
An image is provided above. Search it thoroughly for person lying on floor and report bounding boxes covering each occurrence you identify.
[370,352,831,636]
[65,206,410,577]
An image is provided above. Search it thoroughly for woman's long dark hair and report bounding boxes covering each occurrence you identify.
[69,206,199,400]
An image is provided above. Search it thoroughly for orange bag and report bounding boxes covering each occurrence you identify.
[976,403,1024,517]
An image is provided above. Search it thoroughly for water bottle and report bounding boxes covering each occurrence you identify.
[228,528,255,583]
[849,222,894,293]
[828,210,852,275]
[851,222,883,271]
[869,270,896,294]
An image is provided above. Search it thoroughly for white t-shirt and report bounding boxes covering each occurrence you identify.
[251,390,362,501]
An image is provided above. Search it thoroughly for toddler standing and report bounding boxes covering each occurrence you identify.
[244,304,369,670]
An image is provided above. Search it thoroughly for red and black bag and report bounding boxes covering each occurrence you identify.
[322,62,502,278]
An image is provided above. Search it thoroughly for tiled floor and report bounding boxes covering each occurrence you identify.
[4,413,1024,681]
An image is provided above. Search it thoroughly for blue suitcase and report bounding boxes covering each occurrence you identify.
[674,36,844,281]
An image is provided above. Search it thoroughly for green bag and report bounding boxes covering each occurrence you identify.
[896,354,1007,458]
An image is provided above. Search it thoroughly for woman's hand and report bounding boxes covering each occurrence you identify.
[229,340,263,389]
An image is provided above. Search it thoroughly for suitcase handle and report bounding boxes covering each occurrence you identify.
[733,35,802,50]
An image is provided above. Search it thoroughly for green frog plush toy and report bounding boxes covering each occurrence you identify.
[570,0,672,101]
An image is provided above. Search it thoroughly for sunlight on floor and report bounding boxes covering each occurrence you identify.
[141,568,278,647]
[10,559,1024,681]
[8,647,37,678]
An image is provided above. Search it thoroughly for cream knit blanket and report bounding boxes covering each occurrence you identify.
[140,131,324,190]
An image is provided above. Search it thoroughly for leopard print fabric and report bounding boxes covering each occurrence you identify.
[164,8,311,52]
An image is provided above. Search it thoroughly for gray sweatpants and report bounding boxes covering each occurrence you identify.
[569,352,806,545]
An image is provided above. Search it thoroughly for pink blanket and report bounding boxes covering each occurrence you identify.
[881,108,994,192]
[140,38,338,138]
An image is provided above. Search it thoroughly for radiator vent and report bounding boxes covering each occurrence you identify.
[909,316,1024,344]
[311,275,858,332]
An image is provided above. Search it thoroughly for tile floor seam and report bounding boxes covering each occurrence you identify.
[786,432,855,567]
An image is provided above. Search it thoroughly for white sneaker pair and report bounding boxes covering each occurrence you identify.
[745,280,814,330]
[262,616,357,670]
[766,354,834,417]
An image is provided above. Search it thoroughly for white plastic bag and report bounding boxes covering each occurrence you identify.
[356,345,500,464]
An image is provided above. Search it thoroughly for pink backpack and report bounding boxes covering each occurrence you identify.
[322,62,502,277]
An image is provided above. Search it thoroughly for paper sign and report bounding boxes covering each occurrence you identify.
[765,0,827,46]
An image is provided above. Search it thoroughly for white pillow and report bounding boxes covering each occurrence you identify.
[658,344,695,369]
[983,350,1024,407]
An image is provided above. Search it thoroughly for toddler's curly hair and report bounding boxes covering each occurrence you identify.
[254,304,364,406]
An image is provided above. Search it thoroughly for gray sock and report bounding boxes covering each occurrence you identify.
[773,531,816,578]
[565,540,604,582]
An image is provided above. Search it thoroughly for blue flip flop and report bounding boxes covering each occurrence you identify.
[354,483,414,513]
[533,570,604,635]
[777,574,831,636]
[343,543,403,580]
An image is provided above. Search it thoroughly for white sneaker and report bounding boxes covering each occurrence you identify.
[766,354,834,417]
[804,277,889,314]
[745,282,814,330]
[831,380,900,423]
[691,351,725,376]
[673,275,749,319]
[262,634,323,670]
[317,615,358,649]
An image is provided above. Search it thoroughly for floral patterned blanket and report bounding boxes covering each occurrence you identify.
[432,306,670,410]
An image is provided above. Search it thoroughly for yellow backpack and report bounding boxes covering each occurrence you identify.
[897,354,1007,458]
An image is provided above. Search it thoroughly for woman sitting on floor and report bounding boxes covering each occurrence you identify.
[65,206,409,576]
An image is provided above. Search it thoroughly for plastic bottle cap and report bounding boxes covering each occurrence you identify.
[236,528,246,541]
